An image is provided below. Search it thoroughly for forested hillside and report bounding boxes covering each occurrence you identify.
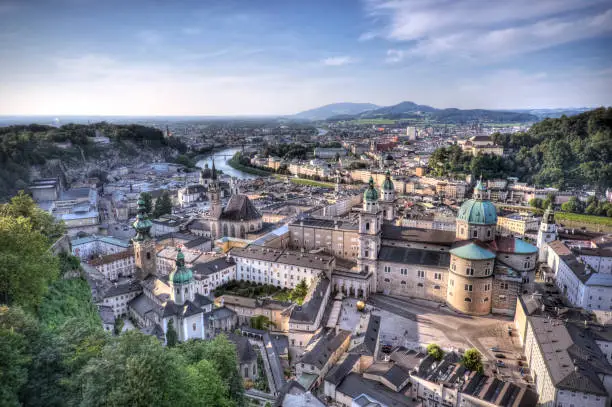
[0,193,244,407]
[428,107,612,190]
[0,123,187,199]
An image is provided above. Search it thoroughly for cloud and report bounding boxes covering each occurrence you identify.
[321,56,357,66]
[136,29,162,45]
[363,0,612,61]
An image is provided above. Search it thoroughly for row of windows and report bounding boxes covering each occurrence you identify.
[382,279,441,289]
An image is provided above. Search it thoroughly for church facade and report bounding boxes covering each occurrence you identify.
[290,174,538,316]
[200,160,263,240]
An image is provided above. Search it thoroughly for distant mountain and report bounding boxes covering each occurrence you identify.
[324,100,539,124]
[293,102,380,120]
[363,101,437,116]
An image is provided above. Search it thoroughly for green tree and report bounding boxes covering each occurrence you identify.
[184,359,232,407]
[543,193,556,210]
[140,192,153,215]
[0,215,60,309]
[113,317,124,335]
[426,343,444,361]
[529,198,543,209]
[561,197,584,214]
[77,331,193,407]
[200,335,245,406]
[153,191,173,218]
[0,191,65,241]
[0,306,40,407]
[290,279,309,305]
[166,319,178,347]
[462,348,483,372]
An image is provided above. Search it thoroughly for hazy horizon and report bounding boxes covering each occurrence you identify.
[1,0,611,116]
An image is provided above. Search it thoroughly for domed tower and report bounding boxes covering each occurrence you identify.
[456,180,497,241]
[537,204,557,262]
[132,198,156,279]
[446,242,496,315]
[169,248,194,305]
[358,177,382,285]
[380,170,395,221]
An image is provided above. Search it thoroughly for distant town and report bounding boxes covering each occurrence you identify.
[0,105,609,407]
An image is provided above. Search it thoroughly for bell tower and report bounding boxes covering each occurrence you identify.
[132,198,157,279]
[537,204,557,262]
[380,170,395,221]
[358,177,382,291]
[208,159,222,217]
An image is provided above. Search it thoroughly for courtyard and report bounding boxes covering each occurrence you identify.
[337,294,530,385]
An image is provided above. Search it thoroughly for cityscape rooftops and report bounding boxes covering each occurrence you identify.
[381,224,456,245]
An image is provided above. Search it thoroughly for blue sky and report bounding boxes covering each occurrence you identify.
[0,0,611,115]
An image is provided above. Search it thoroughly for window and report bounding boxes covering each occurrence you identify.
[434,285,440,290]
[384,266,391,273]
[464,298,472,302]
[487,230,491,237]
[401,281,406,285]
[365,222,370,231]
[417,283,424,287]
[365,250,369,258]
[484,283,491,291]
[434,273,442,280]
[484,268,491,275]
[146,252,151,260]
[452,263,456,271]
[449,279,454,287]
[473,230,478,238]
[418,270,425,278]
[193,323,196,331]
[466,268,474,276]
[500,282,509,290]
[384,278,390,282]
[464,284,473,292]
[400,268,408,276]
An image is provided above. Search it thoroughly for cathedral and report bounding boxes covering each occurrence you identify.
[290,173,538,316]
[199,160,263,240]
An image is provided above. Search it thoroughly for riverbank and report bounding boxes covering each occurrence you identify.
[289,178,335,188]
[227,153,272,177]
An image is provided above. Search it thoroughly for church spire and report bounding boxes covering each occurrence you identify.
[211,158,217,181]
[132,199,153,241]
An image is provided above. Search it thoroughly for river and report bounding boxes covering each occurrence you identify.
[196,147,258,180]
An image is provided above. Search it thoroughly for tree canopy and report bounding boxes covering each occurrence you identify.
[153,191,173,218]
[462,348,483,372]
[428,108,612,191]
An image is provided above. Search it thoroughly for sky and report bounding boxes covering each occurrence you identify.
[0,0,611,116]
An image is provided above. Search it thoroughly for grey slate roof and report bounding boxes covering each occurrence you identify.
[220,194,262,221]
[382,364,410,389]
[300,329,351,370]
[290,278,330,324]
[381,224,456,245]
[336,373,414,407]
[192,257,235,276]
[378,246,450,268]
[227,333,257,364]
[324,353,361,386]
[102,280,142,299]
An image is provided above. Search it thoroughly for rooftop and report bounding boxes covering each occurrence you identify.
[381,224,456,245]
[378,246,450,268]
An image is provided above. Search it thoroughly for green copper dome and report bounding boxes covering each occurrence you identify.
[132,199,153,241]
[382,170,394,192]
[457,180,497,225]
[169,248,193,285]
[364,176,379,202]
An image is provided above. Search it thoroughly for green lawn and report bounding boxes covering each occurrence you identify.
[555,212,612,227]
[290,178,335,188]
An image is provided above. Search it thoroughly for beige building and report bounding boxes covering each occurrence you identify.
[497,213,539,237]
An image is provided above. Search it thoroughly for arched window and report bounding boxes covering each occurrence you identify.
[365,222,370,231]
[464,297,472,302]
[473,230,478,238]
[487,230,491,237]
